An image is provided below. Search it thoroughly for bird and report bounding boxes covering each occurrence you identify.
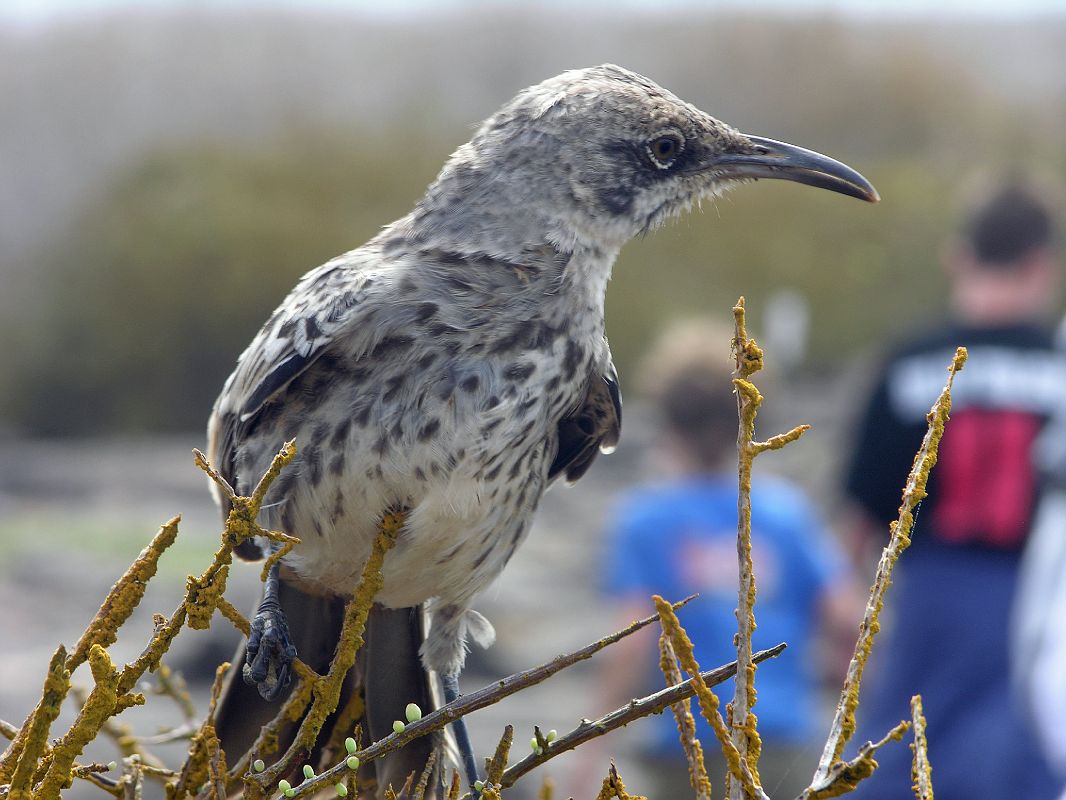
[207,64,877,797]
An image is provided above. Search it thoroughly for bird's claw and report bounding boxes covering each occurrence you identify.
[243,597,297,701]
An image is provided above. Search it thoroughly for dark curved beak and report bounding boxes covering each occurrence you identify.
[712,135,879,203]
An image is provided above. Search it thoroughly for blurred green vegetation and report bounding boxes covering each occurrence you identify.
[3,12,1065,436]
[2,132,453,434]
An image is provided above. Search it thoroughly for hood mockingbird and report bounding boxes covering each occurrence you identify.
[208,64,877,796]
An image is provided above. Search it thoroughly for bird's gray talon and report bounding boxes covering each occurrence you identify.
[243,602,296,700]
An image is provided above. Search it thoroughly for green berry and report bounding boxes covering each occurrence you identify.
[392,720,405,734]
[303,765,315,780]
[344,737,357,755]
[547,729,558,742]
[346,756,360,770]
[284,790,295,798]
[335,783,348,797]
[253,759,266,773]
[530,737,538,751]
[405,702,422,722]
[278,780,292,793]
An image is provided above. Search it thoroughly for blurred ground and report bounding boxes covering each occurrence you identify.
[0,368,863,797]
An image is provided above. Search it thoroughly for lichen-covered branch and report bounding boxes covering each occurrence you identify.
[2,646,70,794]
[37,645,142,800]
[71,519,181,669]
[484,725,513,790]
[594,764,647,800]
[803,721,910,800]
[729,297,809,799]
[655,594,768,800]
[804,348,966,798]
[659,636,712,800]
[292,597,702,799]
[243,513,402,800]
[2,519,179,789]
[910,696,933,800]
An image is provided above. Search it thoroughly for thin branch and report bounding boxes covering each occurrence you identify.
[243,513,403,799]
[729,297,809,798]
[910,696,933,800]
[489,643,787,795]
[805,348,966,797]
[289,597,700,798]
[656,595,767,800]
[659,635,711,800]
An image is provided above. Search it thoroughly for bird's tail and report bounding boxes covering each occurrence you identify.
[214,580,444,798]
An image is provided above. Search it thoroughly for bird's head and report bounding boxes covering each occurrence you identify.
[429,64,877,254]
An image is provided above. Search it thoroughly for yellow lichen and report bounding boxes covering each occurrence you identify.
[654,595,761,799]
[446,770,462,800]
[244,511,402,799]
[37,645,122,800]
[807,721,909,799]
[806,350,964,799]
[727,297,810,796]
[910,696,933,800]
[658,634,712,799]
[3,645,70,794]
[594,764,647,800]
[486,725,514,788]
[69,518,180,668]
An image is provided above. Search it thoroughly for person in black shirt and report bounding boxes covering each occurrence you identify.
[842,179,1066,800]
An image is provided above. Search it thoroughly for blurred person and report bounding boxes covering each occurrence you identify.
[577,319,859,798]
[1014,320,1066,799]
[841,178,1066,799]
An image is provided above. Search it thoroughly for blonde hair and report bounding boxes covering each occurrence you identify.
[638,318,741,469]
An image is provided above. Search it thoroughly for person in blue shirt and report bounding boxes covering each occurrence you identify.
[584,319,858,798]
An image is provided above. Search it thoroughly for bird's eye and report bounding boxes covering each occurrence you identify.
[646,133,684,169]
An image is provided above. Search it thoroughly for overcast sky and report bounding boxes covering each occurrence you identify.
[4,0,1066,27]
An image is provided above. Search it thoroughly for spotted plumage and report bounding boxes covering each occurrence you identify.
[208,64,876,795]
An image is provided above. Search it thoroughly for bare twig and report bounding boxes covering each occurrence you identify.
[490,643,787,795]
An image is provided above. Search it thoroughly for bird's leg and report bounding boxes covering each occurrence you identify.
[442,672,481,793]
[244,540,298,701]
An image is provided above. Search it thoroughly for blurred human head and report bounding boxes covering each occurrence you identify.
[639,318,740,473]
[945,177,1061,324]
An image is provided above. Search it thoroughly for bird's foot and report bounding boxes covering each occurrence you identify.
[243,595,297,701]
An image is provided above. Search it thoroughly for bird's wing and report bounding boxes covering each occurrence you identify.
[221,259,373,425]
[206,257,376,530]
[549,358,622,484]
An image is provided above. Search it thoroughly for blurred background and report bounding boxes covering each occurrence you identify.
[2,0,1065,796]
